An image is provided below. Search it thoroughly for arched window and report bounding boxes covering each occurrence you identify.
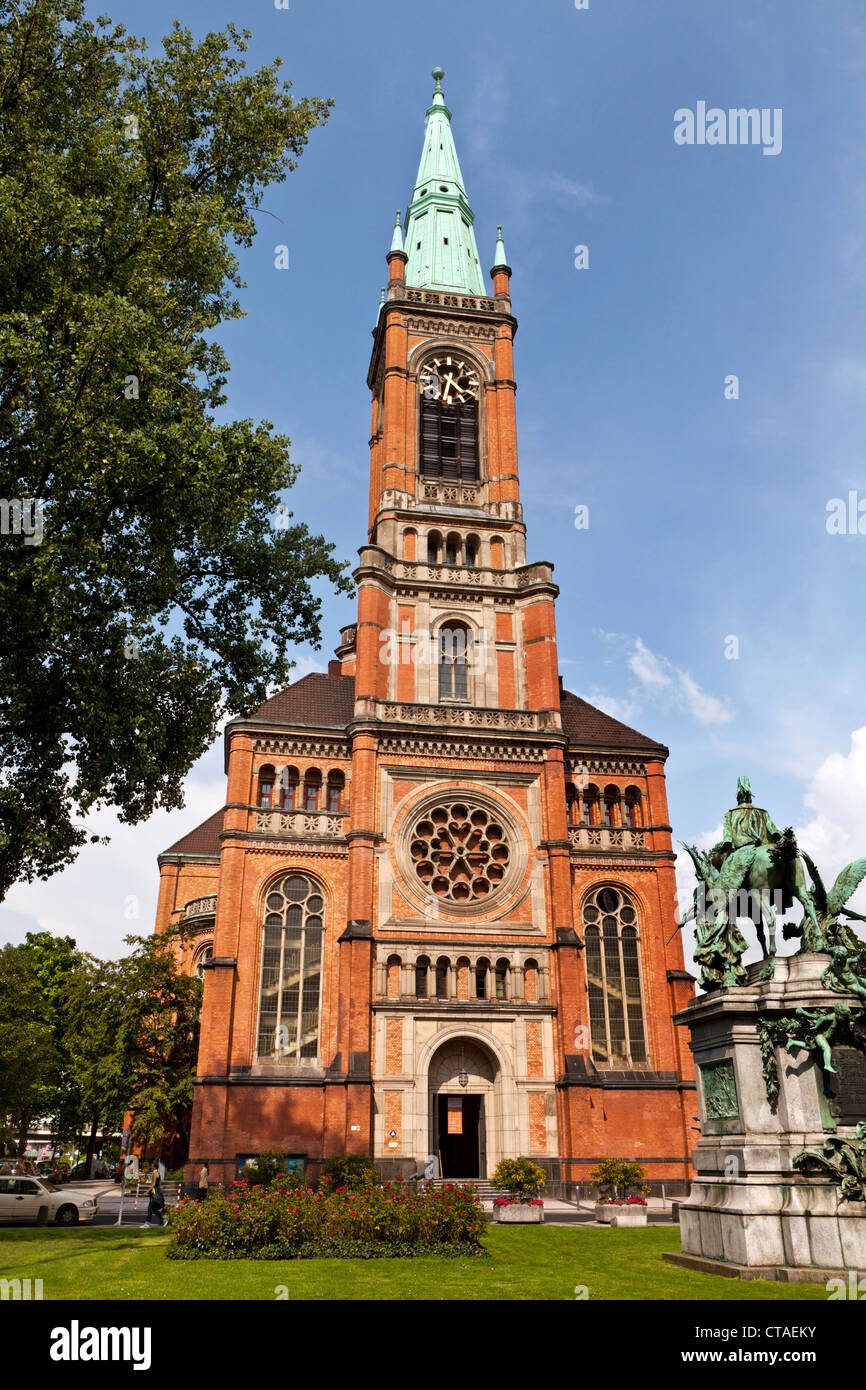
[475,957,490,999]
[280,766,299,811]
[445,532,461,566]
[465,535,479,567]
[494,958,509,1000]
[427,531,442,565]
[603,785,619,828]
[258,765,276,809]
[435,957,450,999]
[438,621,471,702]
[194,943,213,981]
[583,784,599,826]
[624,786,642,828]
[565,783,579,826]
[303,768,321,812]
[326,770,345,813]
[415,955,430,999]
[257,875,324,1060]
[582,886,647,1068]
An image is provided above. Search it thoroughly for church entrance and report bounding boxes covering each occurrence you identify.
[435,1094,482,1178]
[427,1037,498,1179]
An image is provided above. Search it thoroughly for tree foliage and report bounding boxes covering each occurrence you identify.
[0,0,348,897]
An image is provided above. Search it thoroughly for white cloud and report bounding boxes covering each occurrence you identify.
[593,633,732,728]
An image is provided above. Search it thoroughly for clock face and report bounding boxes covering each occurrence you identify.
[419,356,480,405]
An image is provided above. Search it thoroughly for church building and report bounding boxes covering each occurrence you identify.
[154,69,696,1192]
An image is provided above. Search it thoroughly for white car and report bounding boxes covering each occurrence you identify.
[0,1175,98,1226]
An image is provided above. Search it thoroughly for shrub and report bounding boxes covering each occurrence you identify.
[241,1151,292,1187]
[319,1154,381,1192]
[589,1158,649,1198]
[490,1157,546,1201]
[166,1178,487,1260]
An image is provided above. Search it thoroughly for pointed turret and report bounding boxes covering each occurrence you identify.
[389,211,404,256]
[403,68,485,295]
[492,225,508,270]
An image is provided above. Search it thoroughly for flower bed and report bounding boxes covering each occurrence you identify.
[167,1178,488,1260]
[594,1197,648,1226]
[493,1196,544,1224]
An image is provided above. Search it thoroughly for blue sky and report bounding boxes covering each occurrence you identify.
[4,0,866,960]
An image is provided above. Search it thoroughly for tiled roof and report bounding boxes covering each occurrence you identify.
[560,689,667,756]
[161,809,223,858]
[250,672,355,728]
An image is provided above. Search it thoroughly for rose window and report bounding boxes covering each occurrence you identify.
[409,802,510,903]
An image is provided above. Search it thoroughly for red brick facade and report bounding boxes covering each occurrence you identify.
[155,93,696,1194]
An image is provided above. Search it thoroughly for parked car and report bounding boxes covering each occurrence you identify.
[0,1175,97,1226]
[68,1159,111,1180]
[35,1161,66,1184]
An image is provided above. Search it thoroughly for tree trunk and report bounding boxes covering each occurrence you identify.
[84,1115,99,1177]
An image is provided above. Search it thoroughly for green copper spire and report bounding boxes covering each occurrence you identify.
[389,210,404,255]
[403,68,485,296]
[376,286,386,322]
[493,225,508,269]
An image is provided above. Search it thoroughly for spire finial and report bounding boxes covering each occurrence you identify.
[389,211,405,256]
[432,66,444,91]
[493,225,508,270]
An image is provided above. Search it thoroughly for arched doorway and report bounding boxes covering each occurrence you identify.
[428,1038,498,1179]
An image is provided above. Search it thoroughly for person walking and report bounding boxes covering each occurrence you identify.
[198,1164,209,1202]
[144,1170,166,1227]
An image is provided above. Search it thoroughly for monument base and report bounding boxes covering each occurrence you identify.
[661,1250,850,1284]
[674,953,866,1278]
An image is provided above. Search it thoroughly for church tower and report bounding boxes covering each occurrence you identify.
[162,70,696,1192]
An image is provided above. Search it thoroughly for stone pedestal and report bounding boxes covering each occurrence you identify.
[664,954,866,1282]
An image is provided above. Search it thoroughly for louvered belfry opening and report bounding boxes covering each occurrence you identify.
[420,394,478,482]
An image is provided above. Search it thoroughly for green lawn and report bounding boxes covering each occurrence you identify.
[0,1225,831,1300]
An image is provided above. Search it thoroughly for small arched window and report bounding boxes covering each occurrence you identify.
[475,957,490,999]
[257,874,324,1060]
[624,786,642,827]
[583,784,599,826]
[603,785,619,827]
[194,944,213,981]
[565,783,579,826]
[445,532,461,565]
[494,958,509,1000]
[438,621,471,702]
[427,531,442,565]
[415,955,431,999]
[583,885,647,1068]
[435,957,450,998]
[280,766,299,811]
[303,769,322,812]
[465,535,479,567]
[258,765,276,809]
[326,770,345,813]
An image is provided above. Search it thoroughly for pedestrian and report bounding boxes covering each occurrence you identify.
[144,1171,166,1227]
[198,1163,209,1202]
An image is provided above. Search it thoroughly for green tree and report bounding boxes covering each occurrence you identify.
[21,931,86,1146]
[65,930,202,1168]
[0,943,59,1155]
[0,1,348,898]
